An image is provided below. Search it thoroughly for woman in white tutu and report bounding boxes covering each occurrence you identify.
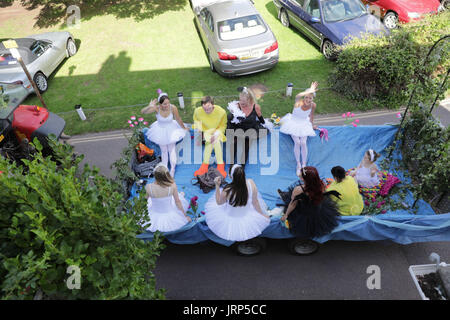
[350,149,381,188]
[280,81,319,176]
[205,164,270,242]
[141,89,188,177]
[144,164,191,233]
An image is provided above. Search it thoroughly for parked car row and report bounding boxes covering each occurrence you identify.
[190,0,447,76]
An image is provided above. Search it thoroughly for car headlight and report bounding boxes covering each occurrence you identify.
[407,12,421,18]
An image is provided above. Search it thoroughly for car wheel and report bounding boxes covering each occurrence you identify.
[233,238,267,256]
[66,38,77,57]
[208,51,216,73]
[280,9,290,28]
[288,238,319,255]
[33,72,48,93]
[322,39,336,61]
[383,12,398,29]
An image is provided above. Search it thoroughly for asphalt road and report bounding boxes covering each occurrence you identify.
[68,105,450,300]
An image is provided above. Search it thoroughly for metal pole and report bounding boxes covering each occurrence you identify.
[16,57,48,109]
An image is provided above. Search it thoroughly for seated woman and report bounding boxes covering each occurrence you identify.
[327,166,364,216]
[204,164,270,242]
[144,164,191,233]
[350,149,381,188]
[226,85,270,167]
[278,166,341,239]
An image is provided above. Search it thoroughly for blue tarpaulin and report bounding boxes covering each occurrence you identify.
[132,126,450,246]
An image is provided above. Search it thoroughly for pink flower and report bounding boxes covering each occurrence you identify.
[130,116,136,120]
[144,122,149,125]
[376,203,382,208]
[396,112,402,118]
[364,201,369,206]
[201,211,205,215]
[188,205,191,209]
[138,117,144,122]
[342,113,346,118]
[381,210,387,214]
[347,112,351,116]
[134,121,138,125]
[128,120,132,124]
[351,113,355,117]
[371,197,376,202]
[352,123,357,127]
[130,124,134,128]
[355,119,359,123]
[194,196,198,201]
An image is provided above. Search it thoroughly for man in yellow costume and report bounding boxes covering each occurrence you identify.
[193,96,227,178]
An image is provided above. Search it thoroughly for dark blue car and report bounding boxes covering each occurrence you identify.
[273,0,388,60]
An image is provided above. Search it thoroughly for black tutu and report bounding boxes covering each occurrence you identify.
[279,182,341,239]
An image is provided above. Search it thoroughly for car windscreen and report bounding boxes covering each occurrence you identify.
[321,0,367,23]
[0,52,18,68]
[217,14,267,41]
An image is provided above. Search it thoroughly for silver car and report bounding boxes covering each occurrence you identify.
[0,31,77,97]
[191,0,279,77]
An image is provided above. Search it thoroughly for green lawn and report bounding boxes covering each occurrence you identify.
[0,0,363,135]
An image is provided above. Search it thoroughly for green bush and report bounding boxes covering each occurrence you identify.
[329,11,450,109]
[0,138,165,299]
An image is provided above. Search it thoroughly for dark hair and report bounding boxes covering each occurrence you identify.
[300,166,325,205]
[159,95,169,104]
[223,165,248,207]
[201,96,214,105]
[366,150,381,162]
[331,166,346,183]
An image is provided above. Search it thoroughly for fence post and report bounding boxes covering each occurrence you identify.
[178,92,185,109]
[75,104,86,121]
[286,82,293,97]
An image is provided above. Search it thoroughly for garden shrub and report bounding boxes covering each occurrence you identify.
[329,11,450,109]
[0,138,165,299]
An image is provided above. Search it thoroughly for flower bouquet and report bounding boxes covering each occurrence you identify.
[342,112,360,127]
[186,196,205,221]
[269,113,281,127]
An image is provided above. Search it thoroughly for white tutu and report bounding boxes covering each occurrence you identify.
[280,108,316,137]
[146,111,186,146]
[146,192,190,233]
[355,166,380,188]
[205,180,270,241]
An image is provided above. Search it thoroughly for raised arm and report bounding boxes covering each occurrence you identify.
[214,176,227,205]
[281,186,303,221]
[141,99,158,114]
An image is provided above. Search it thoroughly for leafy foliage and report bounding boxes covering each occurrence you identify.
[0,137,165,299]
[329,11,450,109]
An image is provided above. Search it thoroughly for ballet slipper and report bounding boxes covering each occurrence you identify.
[194,163,209,176]
[217,163,227,178]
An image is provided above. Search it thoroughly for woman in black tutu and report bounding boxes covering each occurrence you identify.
[226,85,270,167]
[277,166,341,239]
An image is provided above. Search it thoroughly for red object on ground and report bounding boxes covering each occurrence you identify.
[12,105,49,142]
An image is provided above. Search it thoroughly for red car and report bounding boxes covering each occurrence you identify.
[361,0,445,29]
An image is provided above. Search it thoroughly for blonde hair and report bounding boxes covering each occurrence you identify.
[154,165,174,187]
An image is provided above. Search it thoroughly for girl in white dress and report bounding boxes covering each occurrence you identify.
[144,164,191,233]
[141,90,188,177]
[280,82,319,176]
[350,149,381,188]
[204,164,270,242]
